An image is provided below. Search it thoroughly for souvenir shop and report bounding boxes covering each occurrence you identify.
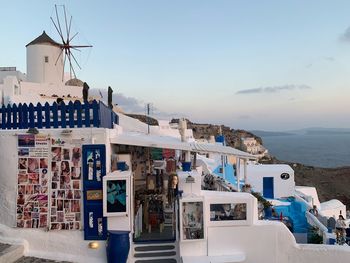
[111,144,179,242]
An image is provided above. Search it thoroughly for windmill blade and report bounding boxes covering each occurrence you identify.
[68,15,72,42]
[50,16,65,44]
[66,50,77,79]
[70,50,82,70]
[55,5,65,43]
[63,5,69,41]
[55,48,64,66]
[70,45,93,48]
[62,50,67,81]
[71,47,82,52]
[69,32,79,42]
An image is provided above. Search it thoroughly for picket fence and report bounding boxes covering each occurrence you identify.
[0,100,118,130]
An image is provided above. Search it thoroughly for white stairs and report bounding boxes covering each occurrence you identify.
[130,242,179,263]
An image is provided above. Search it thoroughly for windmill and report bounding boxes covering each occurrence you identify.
[50,5,92,81]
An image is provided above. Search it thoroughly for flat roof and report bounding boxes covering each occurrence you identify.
[110,132,256,159]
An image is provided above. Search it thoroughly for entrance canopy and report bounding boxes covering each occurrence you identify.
[110,133,256,159]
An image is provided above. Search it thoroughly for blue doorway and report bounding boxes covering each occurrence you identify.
[263,177,274,199]
[82,144,107,240]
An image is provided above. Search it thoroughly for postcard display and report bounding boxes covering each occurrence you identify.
[16,134,82,230]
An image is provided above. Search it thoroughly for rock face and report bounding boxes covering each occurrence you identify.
[170,119,263,149]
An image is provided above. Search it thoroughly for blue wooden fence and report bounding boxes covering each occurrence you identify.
[0,100,118,130]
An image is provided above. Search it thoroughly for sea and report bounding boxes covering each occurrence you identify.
[261,134,350,168]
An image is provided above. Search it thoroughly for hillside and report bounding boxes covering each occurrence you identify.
[170,118,263,147]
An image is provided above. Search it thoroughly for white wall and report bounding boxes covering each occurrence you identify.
[178,170,202,197]
[26,44,63,84]
[9,81,83,105]
[295,186,321,209]
[206,221,350,263]
[179,191,258,259]
[245,164,295,198]
[0,128,109,262]
[0,70,26,84]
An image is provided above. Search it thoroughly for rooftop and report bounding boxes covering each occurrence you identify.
[26,31,61,48]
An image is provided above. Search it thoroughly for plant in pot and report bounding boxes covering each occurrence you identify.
[251,191,272,218]
[242,184,252,192]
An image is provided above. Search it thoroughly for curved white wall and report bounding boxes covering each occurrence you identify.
[26,44,63,84]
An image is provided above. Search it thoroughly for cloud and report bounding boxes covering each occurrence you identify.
[323,56,335,62]
[90,89,145,112]
[236,84,312,95]
[305,63,313,68]
[237,115,252,119]
[340,26,350,43]
[90,89,185,119]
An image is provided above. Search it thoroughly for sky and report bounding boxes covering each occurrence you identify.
[2,0,350,131]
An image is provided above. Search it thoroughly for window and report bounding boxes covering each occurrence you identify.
[44,56,49,63]
[181,201,204,240]
[210,203,247,221]
[281,173,290,180]
[14,85,19,95]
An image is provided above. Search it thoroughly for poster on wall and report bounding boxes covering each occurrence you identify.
[49,137,82,230]
[181,199,205,241]
[16,134,49,229]
[103,176,128,216]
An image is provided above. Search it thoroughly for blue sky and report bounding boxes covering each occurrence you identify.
[2,1,350,130]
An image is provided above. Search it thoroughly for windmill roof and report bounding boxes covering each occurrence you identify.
[26,31,61,47]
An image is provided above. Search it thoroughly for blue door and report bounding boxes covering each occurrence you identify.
[263,177,274,199]
[83,144,107,240]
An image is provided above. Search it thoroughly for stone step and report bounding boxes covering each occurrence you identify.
[135,259,177,263]
[134,245,175,252]
[134,251,176,258]
[14,257,71,263]
[0,244,24,263]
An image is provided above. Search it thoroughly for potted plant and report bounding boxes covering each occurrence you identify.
[251,191,272,217]
[242,183,252,192]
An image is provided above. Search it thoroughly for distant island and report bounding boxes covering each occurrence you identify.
[250,130,294,137]
[252,127,350,137]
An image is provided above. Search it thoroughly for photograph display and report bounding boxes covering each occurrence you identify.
[210,203,247,221]
[16,135,49,228]
[49,138,82,230]
[182,201,204,240]
[16,135,82,231]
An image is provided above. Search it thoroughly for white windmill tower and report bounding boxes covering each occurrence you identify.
[26,5,92,85]
[26,31,64,84]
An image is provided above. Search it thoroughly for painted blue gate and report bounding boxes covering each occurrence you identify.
[83,144,107,240]
[263,177,274,199]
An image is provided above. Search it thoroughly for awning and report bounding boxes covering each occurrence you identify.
[189,142,256,159]
[110,133,191,151]
[110,133,256,159]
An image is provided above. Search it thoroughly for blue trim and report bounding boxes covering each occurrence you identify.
[0,100,118,130]
[263,177,274,199]
[83,144,107,240]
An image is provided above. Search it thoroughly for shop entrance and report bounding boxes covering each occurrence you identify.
[133,147,178,242]
[111,145,178,242]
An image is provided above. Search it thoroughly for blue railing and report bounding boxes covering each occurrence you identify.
[0,100,118,130]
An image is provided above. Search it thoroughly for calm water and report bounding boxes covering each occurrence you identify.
[261,134,350,168]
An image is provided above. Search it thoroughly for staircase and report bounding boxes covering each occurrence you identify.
[0,243,24,263]
[131,242,179,263]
